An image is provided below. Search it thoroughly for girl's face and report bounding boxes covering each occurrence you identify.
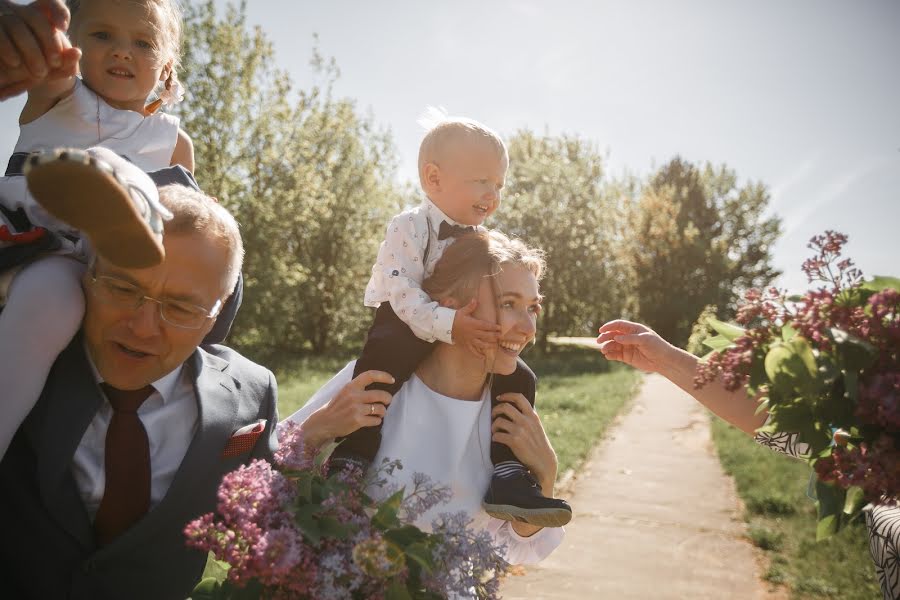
[72,0,171,113]
[472,264,541,376]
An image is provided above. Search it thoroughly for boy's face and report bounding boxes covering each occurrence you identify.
[425,139,507,226]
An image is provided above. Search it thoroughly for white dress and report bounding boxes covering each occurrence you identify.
[286,361,565,566]
[0,78,180,234]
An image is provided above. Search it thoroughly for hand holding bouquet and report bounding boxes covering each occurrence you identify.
[185,421,509,599]
[695,231,899,539]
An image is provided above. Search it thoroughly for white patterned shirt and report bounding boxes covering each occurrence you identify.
[364,198,481,344]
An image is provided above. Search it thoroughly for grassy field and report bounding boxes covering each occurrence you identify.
[710,419,881,599]
[274,346,642,477]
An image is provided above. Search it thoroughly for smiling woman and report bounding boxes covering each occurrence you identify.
[287,229,568,568]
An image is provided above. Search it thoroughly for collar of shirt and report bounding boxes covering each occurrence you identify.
[422,197,463,236]
[83,342,185,405]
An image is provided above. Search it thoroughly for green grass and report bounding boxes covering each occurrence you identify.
[274,346,641,478]
[711,419,880,599]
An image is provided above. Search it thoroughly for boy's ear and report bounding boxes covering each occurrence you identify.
[422,162,441,193]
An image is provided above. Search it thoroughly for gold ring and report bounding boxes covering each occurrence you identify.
[370,404,376,415]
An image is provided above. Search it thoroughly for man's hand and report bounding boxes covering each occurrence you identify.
[595,319,676,373]
[0,0,79,100]
[451,299,501,359]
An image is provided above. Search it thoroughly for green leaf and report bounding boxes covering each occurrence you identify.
[190,578,224,600]
[814,480,846,541]
[702,334,734,351]
[404,542,436,573]
[707,318,745,342]
[764,338,817,397]
[294,504,322,544]
[753,397,770,416]
[318,516,353,540]
[315,439,342,469]
[373,489,405,530]
[385,578,414,600]
[781,323,797,342]
[843,486,866,517]
[199,553,231,584]
[830,328,877,373]
[385,525,428,547]
[861,275,900,293]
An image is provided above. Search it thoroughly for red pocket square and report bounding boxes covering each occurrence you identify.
[222,419,267,458]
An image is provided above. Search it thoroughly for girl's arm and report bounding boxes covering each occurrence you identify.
[170,128,194,171]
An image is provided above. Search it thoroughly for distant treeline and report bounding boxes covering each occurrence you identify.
[178,1,781,367]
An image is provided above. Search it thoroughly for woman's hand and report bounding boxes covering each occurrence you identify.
[491,393,558,495]
[595,319,678,374]
[299,370,394,448]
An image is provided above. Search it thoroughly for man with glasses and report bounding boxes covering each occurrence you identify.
[0,184,279,600]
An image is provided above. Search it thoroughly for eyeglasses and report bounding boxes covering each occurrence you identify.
[87,272,223,330]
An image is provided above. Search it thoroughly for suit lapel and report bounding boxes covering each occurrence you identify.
[93,348,241,558]
[31,336,101,549]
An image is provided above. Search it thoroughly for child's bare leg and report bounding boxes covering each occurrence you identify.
[0,256,85,458]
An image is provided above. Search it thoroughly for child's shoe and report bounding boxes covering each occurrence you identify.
[24,147,172,269]
[483,464,572,527]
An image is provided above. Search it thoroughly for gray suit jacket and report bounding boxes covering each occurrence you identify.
[0,334,278,599]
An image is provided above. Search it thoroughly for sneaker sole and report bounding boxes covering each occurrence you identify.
[26,151,163,269]
[483,503,573,527]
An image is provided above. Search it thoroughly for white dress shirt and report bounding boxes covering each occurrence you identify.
[72,358,199,519]
[287,362,565,566]
[364,198,482,344]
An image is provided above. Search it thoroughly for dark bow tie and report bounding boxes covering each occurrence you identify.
[438,221,476,241]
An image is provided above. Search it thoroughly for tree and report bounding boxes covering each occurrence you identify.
[177,1,402,363]
[624,157,781,347]
[491,131,630,350]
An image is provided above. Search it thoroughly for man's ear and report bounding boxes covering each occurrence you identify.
[422,162,441,194]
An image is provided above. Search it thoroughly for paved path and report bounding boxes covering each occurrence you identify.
[502,373,778,599]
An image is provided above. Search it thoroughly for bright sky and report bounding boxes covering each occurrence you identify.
[2,0,897,293]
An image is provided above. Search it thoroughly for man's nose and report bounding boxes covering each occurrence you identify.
[127,299,162,336]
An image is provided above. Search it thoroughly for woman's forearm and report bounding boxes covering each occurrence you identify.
[296,408,335,449]
[656,344,767,435]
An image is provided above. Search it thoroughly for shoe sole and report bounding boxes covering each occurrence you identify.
[483,503,573,527]
[26,151,163,269]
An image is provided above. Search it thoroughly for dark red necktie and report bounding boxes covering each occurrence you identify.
[93,383,154,546]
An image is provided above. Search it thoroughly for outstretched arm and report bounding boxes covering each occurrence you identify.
[596,319,767,435]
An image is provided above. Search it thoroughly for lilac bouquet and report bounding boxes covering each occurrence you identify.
[695,231,899,539]
[185,421,509,599]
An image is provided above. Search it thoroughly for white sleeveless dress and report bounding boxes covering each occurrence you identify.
[0,78,180,235]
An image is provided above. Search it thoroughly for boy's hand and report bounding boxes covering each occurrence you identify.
[452,299,501,359]
[0,0,79,100]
